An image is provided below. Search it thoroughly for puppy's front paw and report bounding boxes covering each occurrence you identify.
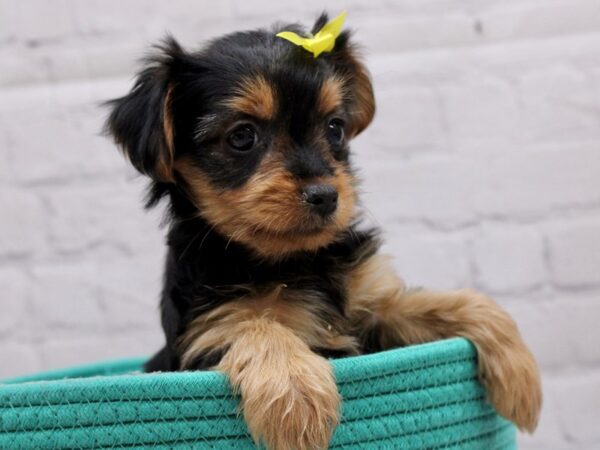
[457,292,543,432]
[441,290,542,431]
[478,340,542,432]
[241,351,339,450]
[217,320,340,450]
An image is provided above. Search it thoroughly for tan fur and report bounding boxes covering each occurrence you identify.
[225,75,275,120]
[346,254,543,433]
[318,76,346,115]
[218,318,339,450]
[179,286,346,450]
[174,153,357,259]
[338,48,375,137]
[156,85,175,182]
[180,285,359,367]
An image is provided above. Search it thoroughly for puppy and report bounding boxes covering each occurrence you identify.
[106,13,542,450]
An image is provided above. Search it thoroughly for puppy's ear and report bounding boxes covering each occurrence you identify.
[311,12,330,35]
[105,37,182,182]
[328,30,375,137]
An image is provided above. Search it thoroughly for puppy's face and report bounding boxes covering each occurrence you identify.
[107,15,375,259]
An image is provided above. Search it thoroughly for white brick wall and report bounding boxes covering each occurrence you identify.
[1,1,599,448]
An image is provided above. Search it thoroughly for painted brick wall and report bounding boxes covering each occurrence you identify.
[1,1,599,448]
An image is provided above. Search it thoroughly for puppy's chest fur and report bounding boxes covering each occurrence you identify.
[160,218,379,370]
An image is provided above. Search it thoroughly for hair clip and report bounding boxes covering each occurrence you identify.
[276,11,347,58]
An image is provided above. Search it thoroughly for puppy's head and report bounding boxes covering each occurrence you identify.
[106,14,375,259]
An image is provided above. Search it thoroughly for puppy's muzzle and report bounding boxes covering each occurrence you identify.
[302,184,338,218]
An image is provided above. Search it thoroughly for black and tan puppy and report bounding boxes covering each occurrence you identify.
[106,13,541,450]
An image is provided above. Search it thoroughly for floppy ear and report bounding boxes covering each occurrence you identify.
[327,29,376,137]
[105,38,182,182]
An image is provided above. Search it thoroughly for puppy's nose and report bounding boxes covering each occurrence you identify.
[302,184,338,217]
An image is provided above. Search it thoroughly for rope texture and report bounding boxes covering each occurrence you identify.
[0,338,516,449]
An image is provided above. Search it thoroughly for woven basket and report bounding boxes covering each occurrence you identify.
[1,338,516,449]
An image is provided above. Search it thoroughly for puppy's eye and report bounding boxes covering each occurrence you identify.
[327,119,345,145]
[227,124,257,152]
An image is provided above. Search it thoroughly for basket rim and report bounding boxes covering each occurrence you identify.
[2,338,476,388]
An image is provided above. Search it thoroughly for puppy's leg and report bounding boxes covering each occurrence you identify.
[181,316,339,450]
[220,318,339,450]
[347,254,542,432]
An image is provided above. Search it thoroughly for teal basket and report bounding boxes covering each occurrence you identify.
[0,338,516,449]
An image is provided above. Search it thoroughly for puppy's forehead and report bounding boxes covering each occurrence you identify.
[224,75,275,121]
[203,31,345,121]
[223,68,344,125]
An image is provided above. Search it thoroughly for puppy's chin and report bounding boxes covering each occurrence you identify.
[202,200,355,260]
[239,218,348,259]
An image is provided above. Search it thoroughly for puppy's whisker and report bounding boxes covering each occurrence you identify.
[174,215,202,225]
[198,224,216,251]
[260,216,279,236]
[359,204,382,228]
[178,229,205,262]
[225,227,245,250]
[345,225,358,244]
[173,183,204,213]
[193,113,219,142]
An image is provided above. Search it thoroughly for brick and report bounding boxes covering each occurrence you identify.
[5,112,126,183]
[505,300,579,371]
[148,0,235,24]
[548,220,600,287]
[0,77,130,114]
[29,248,162,334]
[1,81,131,183]
[382,227,471,290]
[481,0,600,41]
[593,69,600,104]
[0,128,11,183]
[439,78,520,146]
[0,0,18,43]
[518,67,600,144]
[0,190,46,257]
[368,87,445,151]
[0,43,137,87]
[0,268,29,333]
[70,1,166,36]
[0,46,49,87]
[516,375,571,450]
[46,180,164,254]
[232,0,384,19]
[360,158,480,228]
[39,331,163,371]
[367,34,600,90]
[352,13,479,54]
[31,262,106,331]
[506,295,600,370]
[70,0,235,39]
[568,298,600,365]
[95,252,163,331]
[473,144,600,218]
[1,1,77,42]
[554,372,600,446]
[471,227,546,293]
[0,343,41,379]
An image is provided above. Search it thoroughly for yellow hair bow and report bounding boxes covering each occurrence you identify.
[276,12,347,58]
